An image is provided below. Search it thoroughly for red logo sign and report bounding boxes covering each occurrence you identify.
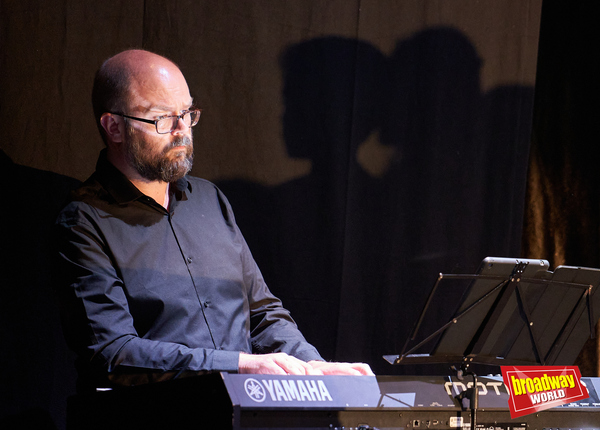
[501,366,589,418]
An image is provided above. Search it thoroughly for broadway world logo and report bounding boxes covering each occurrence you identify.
[501,365,589,418]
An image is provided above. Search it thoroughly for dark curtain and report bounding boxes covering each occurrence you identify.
[522,0,600,377]
[1,1,542,429]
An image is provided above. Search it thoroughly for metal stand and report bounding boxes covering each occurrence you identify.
[452,364,478,430]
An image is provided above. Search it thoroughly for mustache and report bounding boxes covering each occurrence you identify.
[163,136,193,156]
[169,136,193,149]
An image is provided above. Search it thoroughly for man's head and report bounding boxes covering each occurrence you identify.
[92,49,197,183]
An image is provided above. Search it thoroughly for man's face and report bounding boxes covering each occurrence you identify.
[122,62,195,183]
[124,123,193,183]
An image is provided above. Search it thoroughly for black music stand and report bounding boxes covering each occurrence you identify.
[383,257,600,428]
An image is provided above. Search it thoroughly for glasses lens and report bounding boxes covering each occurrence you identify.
[186,110,201,127]
[156,117,173,134]
[155,110,201,134]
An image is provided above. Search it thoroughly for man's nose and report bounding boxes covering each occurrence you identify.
[171,116,189,135]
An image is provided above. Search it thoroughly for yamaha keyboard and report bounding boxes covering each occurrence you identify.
[67,373,600,429]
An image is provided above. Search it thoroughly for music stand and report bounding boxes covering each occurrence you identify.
[383,257,600,428]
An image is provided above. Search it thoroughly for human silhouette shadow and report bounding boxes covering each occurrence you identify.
[0,150,80,429]
[218,37,388,360]
[337,28,535,375]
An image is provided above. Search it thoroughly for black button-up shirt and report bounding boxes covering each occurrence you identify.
[55,151,321,390]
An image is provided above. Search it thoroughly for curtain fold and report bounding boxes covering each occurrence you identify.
[522,0,600,377]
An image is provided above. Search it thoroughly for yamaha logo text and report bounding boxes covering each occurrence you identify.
[244,378,334,403]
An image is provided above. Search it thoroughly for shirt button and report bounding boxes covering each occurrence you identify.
[204,301,210,308]
[186,256,193,264]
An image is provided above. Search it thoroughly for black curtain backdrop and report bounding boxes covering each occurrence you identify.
[522,0,600,377]
[0,1,554,429]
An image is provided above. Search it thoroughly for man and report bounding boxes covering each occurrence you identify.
[55,49,372,392]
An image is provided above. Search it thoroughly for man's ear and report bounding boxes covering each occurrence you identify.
[100,113,125,143]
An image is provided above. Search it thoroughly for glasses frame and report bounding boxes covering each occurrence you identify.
[110,109,202,134]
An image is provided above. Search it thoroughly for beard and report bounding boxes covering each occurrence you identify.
[125,127,194,183]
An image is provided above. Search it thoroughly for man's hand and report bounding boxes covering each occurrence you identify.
[238,352,323,375]
[308,360,375,376]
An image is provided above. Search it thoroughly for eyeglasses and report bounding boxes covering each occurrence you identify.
[110,109,202,134]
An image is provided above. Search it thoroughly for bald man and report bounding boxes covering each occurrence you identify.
[55,49,372,392]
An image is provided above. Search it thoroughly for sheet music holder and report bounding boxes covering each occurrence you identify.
[384,257,600,368]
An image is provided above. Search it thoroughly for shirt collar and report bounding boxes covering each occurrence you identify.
[94,149,191,205]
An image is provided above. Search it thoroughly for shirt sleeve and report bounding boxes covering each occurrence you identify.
[55,203,240,389]
[217,188,324,363]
